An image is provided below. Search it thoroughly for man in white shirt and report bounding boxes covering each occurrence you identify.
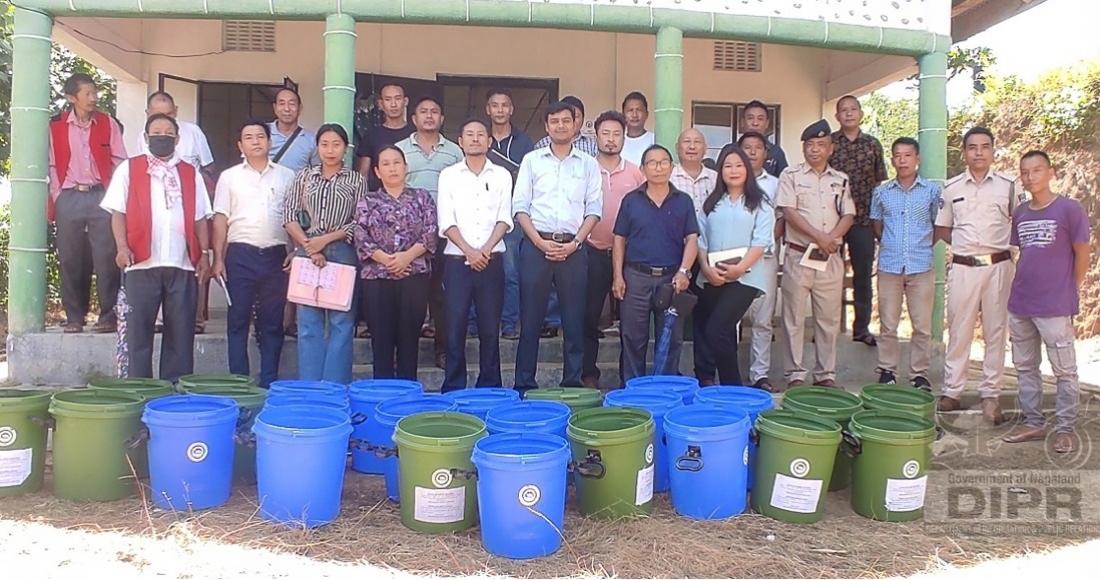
[621,91,655,165]
[211,120,296,388]
[437,119,514,391]
[101,114,213,382]
[739,131,782,391]
[670,128,718,214]
[513,101,603,392]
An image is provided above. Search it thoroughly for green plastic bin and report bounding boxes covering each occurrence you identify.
[0,389,54,497]
[845,409,936,522]
[751,409,841,524]
[782,386,862,491]
[49,390,147,502]
[567,407,656,520]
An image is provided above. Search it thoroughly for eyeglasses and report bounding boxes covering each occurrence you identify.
[644,159,673,169]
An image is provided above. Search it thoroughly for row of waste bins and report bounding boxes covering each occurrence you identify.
[0,375,938,560]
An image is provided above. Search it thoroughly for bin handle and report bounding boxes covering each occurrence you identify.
[749,427,759,447]
[124,426,150,449]
[935,425,945,441]
[570,449,605,479]
[841,429,862,458]
[350,412,369,426]
[674,445,704,472]
[347,438,398,458]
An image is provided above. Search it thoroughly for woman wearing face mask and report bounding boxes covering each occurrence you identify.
[100,113,214,382]
[354,146,437,380]
[283,123,367,385]
[693,144,775,388]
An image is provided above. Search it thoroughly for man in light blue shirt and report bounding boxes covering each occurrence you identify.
[267,88,318,173]
[869,137,942,390]
[512,101,602,391]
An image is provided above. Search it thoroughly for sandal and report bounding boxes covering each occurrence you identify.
[194,321,206,335]
[62,322,83,334]
[356,326,372,339]
[420,325,436,339]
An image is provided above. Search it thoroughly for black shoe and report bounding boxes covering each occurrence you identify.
[878,370,897,385]
[501,329,520,340]
[753,378,777,393]
[911,376,932,392]
[854,333,877,347]
[539,326,559,339]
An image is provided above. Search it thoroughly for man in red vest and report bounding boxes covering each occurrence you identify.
[48,73,127,333]
[100,114,213,381]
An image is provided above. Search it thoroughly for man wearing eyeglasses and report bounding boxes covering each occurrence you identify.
[611,144,699,381]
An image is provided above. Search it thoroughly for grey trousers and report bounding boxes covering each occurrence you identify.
[1010,314,1079,433]
[55,188,120,325]
[124,267,197,382]
[620,267,682,381]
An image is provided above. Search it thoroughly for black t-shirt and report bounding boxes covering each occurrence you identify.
[356,123,412,189]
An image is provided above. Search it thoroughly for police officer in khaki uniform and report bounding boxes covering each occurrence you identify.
[934,127,1021,424]
[777,119,856,388]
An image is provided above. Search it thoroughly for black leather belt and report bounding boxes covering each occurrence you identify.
[952,251,1011,267]
[786,242,810,253]
[537,231,575,243]
[585,244,611,255]
[627,263,676,277]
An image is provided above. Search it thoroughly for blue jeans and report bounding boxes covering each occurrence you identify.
[296,242,356,385]
[515,237,587,389]
[501,228,523,335]
[444,256,504,390]
[226,243,287,387]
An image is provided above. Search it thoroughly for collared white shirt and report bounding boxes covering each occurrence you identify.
[213,159,295,249]
[141,120,214,169]
[622,131,655,166]
[756,170,780,207]
[512,146,602,234]
[437,158,515,256]
[101,156,213,272]
[670,164,719,214]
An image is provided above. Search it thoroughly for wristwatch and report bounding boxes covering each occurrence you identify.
[677,267,690,278]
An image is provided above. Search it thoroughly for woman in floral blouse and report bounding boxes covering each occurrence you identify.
[283,123,367,385]
[355,145,438,379]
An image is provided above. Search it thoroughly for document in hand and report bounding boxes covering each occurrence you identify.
[798,243,830,272]
[287,256,357,312]
[708,247,750,271]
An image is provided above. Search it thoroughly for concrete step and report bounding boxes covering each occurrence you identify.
[351,362,630,390]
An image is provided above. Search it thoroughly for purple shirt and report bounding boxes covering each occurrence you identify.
[1009,196,1089,318]
[354,187,438,280]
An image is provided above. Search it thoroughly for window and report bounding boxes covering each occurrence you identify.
[691,101,782,161]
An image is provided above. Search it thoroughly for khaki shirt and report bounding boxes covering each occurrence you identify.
[776,163,856,247]
[935,169,1023,255]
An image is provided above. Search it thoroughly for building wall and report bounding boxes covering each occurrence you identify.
[57,19,855,163]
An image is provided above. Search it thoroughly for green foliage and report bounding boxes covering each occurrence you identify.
[860,91,918,178]
[0,203,61,311]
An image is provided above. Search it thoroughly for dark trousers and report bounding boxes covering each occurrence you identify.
[582,246,614,383]
[225,243,287,388]
[620,267,683,381]
[693,282,760,386]
[516,237,587,390]
[55,188,119,326]
[845,224,876,337]
[428,240,447,355]
[124,267,197,382]
[365,273,430,380]
[443,256,504,391]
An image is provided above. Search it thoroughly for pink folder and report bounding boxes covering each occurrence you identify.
[286,256,357,312]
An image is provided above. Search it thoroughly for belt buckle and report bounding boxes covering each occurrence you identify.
[973,254,991,267]
[649,267,663,277]
[551,233,568,243]
[75,184,91,193]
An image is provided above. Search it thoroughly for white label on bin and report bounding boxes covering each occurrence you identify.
[0,448,32,487]
[770,473,823,514]
[186,442,208,463]
[518,484,541,507]
[414,485,466,523]
[885,475,928,512]
[636,464,655,505]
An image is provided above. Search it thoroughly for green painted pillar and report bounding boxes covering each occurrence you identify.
[323,13,357,165]
[918,51,949,342]
[7,7,53,336]
[654,26,683,157]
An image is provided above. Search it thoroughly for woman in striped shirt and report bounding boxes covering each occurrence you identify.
[283,123,367,385]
